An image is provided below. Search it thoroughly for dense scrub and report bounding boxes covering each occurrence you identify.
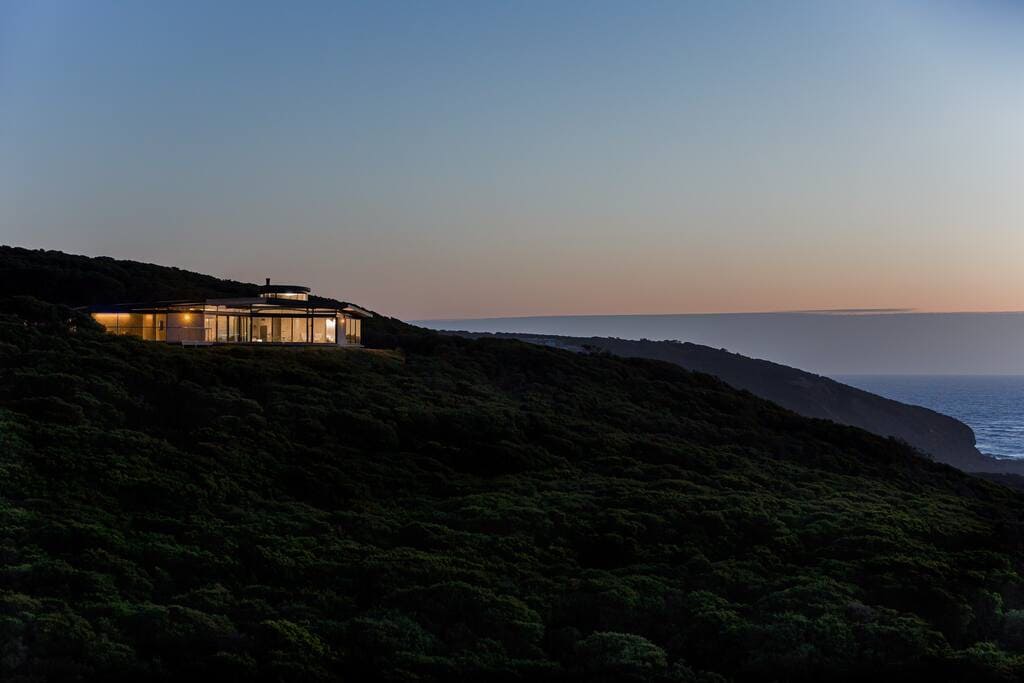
[0,246,258,304]
[0,245,417,348]
[4,247,1024,680]
[3,299,1024,681]
[465,332,994,473]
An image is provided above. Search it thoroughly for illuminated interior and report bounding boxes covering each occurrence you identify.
[85,283,368,346]
[260,291,309,301]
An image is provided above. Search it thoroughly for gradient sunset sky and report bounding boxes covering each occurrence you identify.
[2,1,1022,319]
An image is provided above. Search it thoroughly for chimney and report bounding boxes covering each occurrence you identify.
[265,278,271,286]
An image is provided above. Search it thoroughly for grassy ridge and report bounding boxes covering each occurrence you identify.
[2,249,1024,680]
[0,245,417,345]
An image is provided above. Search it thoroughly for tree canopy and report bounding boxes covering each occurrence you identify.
[3,248,1024,681]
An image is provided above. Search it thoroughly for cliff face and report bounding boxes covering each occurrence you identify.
[482,333,1024,476]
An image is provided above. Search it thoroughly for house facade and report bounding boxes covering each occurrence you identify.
[87,280,370,346]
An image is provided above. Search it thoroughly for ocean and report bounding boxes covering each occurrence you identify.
[836,375,1024,460]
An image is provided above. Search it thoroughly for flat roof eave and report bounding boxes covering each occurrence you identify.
[206,297,264,305]
[342,304,373,318]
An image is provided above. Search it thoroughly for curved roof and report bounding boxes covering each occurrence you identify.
[259,284,311,294]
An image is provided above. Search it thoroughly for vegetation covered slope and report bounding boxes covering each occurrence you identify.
[463,333,1009,474]
[0,246,415,344]
[0,246,259,304]
[3,248,1024,680]
[3,302,1024,681]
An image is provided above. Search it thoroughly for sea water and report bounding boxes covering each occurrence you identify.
[416,312,1024,376]
[837,375,1024,460]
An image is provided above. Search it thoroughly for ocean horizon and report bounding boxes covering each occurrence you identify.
[416,312,1024,376]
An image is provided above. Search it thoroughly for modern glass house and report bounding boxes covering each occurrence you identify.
[86,280,371,346]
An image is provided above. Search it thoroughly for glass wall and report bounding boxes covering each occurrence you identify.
[259,291,308,301]
[92,312,168,340]
[312,318,327,343]
[250,316,327,343]
[345,317,361,345]
[93,307,360,345]
[167,311,205,342]
[215,315,251,342]
[252,317,270,342]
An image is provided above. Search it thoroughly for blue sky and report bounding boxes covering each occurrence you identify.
[1,1,1022,318]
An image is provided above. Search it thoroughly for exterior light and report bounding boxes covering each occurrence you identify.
[183,313,193,323]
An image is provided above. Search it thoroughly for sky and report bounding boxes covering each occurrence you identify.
[417,312,1024,375]
[1,0,1022,320]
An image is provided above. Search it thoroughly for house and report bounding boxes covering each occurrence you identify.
[86,279,371,346]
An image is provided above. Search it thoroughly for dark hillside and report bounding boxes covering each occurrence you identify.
[0,245,421,345]
[4,298,1024,680]
[5,249,1024,679]
[0,245,258,304]
[463,333,1021,476]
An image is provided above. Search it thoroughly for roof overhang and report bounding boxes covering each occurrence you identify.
[79,300,202,313]
[342,304,373,318]
[206,297,264,305]
[259,284,311,294]
[80,295,374,318]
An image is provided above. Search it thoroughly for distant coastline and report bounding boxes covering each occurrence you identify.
[839,375,1024,461]
[416,311,1024,376]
